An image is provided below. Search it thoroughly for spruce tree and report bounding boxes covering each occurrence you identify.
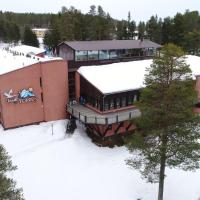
[0,145,24,200]
[23,26,39,47]
[126,44,200,200]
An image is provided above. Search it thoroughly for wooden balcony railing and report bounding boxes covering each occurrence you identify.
[67,103,141,125]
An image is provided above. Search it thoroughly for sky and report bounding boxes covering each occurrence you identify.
[1,0,200,22]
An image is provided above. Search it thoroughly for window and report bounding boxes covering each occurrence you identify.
[40,77,42,88]
[118,49,131,58]
[109,99,114,109]
[122,97,126,107]
[95,99,100,109]
[104,100,109,111]
[88,51,98,60]
[128,95,133,105]
[116,97,121,108]
[134,94,138,102]
[99,50,109,60]
[41,93,43,102]
[75,51,88,61]
[109,50,118,59]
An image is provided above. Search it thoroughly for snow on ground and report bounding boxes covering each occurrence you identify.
[0,120,200,200]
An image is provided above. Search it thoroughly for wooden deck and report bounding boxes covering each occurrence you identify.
[67,103,141,125]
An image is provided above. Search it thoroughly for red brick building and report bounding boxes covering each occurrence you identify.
[0,49,68,129]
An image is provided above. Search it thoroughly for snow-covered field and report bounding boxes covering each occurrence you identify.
[0,120,200,200]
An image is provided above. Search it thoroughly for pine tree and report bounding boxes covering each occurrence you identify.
[161,17,173,44]
[137,21,146,40]
[146,15,162,43]
[23,26,39,47]
[0,145,24,200]
[127,11,136,39]
[183,31,200,54]
[126,44,200,200]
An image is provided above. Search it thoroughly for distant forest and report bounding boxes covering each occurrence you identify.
[0,5,200,53]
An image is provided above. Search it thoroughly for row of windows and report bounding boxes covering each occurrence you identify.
[83,94,138,111]
[75,48,156,61]
[103,95,138,111]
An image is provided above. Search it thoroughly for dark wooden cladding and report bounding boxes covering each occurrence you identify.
[80,75,103,110]
[79,75,140,112]
[58,44,75,60]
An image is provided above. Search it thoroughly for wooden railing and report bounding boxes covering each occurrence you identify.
[67,104,141,125]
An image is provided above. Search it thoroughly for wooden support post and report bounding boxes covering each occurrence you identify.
[115,122,124,134]
[103,125,111,137]
[84,116,87,123]
[126,122,133,131]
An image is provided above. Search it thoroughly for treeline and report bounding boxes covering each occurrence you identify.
[0,11,52,43]
[44,6,116,49]
[143,10,200,53]
[0,7,200,53]
[45,6,200,53]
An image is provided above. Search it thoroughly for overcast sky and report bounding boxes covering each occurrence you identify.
[1,0,200,22]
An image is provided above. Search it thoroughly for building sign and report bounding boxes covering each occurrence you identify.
[4,88,37,103]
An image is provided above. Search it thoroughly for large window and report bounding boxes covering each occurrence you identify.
[121,97,127,107]
[134,94,138,102]
[128,95,134,105]
[118,49,132,58]
[147,48,156,56]
[99,50,109,60]
[104,100,109,111]
[116,97,121,108]
[75,51,88,61]
[109,50,118,59]
[88,50,98,60]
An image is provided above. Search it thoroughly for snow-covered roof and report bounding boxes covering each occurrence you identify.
[78,55,200,95]
[9,45,45,55]
[0,49,62,75]
[78,60,151,94]
[61,40,161,51]
[185,55,200,77]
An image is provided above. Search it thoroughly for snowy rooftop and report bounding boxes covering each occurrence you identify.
[0,49,62,75]
[78,55,200,95]
[9,44,45,55]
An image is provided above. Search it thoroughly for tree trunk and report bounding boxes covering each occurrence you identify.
[158,139,167,200]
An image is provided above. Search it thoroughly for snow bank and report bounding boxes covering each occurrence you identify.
[0,120,200,200]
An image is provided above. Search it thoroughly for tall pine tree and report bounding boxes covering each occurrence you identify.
[126,44,200,200]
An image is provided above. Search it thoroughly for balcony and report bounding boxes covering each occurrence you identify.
[67,103,141,125]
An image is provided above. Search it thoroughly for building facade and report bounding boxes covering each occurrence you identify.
[57,40,161,100]
[0,50,68,129]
